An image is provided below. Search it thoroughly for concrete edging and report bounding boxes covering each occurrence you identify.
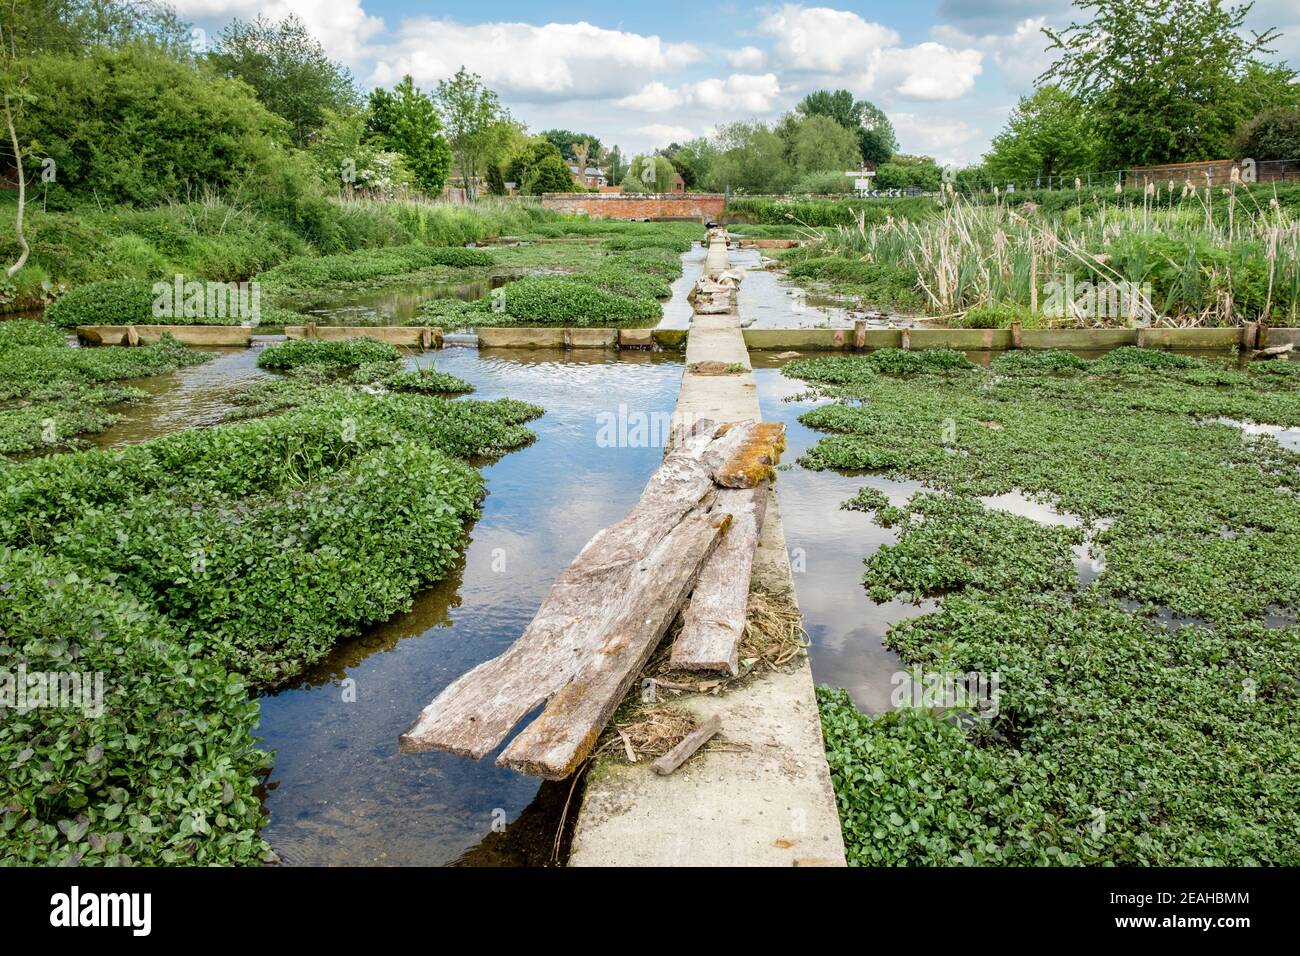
[568,230,848,868]
[76,325,253,347]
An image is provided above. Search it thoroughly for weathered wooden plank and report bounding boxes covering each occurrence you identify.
[398,420,758,759]
[713,421,785,489]
[497,509,732,778]
[652,715,722,775]
[670,483,769,675]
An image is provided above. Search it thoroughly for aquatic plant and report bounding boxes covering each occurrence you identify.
[255,336,402,370]
[0,548,273,866]
[0,327,210,454]
[791,349,1300,864]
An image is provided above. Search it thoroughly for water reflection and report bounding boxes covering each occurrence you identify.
[255,348,684,866]
[754,363,922,713]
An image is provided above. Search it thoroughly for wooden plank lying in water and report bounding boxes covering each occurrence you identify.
[497,508,731,779]
[670,483,768,675]
[399,419,756,762]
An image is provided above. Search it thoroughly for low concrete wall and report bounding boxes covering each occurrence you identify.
[744,326,1271,352]
[1263,327,1300,348]
[541,192,725,222]
[76,325,252,347]
[284,325,441,348]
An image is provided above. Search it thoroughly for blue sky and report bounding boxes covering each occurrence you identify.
[174,1,1300,166]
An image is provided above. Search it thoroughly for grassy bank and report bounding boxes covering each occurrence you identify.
[787,348,1300,865]
[724,196,936,227]
[0,194,556,315]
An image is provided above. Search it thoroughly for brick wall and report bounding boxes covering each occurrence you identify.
[541,192,726,221]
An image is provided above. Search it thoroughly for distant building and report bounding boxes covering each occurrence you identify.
[671,172,686,194]
[567,163,608,188]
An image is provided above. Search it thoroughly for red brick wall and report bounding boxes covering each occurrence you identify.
[541,192,725,221]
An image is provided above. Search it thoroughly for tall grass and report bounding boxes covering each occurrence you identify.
[0,194,562,311]
[819,192,1300,326]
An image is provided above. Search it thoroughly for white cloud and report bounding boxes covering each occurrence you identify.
[933,17,1056,93]
[727,45,767,70]
[757,5,982,102]
[633,124,696,146]
[759,5,898,74]
[687,74,782,112]
[171,0,384,64]
[894,111,977,164]
[615,82,683,112]
[616,74,782,115]
[368,19,702,100]
[878,43,983,100]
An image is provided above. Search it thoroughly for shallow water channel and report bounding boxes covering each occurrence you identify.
[252,349,682,866]
[754,352,1117,713]
[93,344,683,865]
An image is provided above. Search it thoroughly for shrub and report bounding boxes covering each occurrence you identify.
[256,244,493,296]
[0,333,210,454]
[0,321,63,350]
[256,337,401,370]
[1233,107,1300,162]
[1092,345,1204,372]
[725,196,937,227]
[45,280,157,329]
[604,248,684,280]
[572,265,672,300]
[601,234,693,255]
[868,348,972,374]
[18,46,281,207]
[786,257,922,310]
[0,548,272,866]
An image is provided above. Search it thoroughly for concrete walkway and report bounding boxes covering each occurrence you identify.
[569,233,847,867]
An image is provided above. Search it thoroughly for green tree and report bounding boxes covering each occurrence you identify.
[983,85,1100,186]
[526,152,577,194]
[605,144,628,183]
[541,128,603,160]
[707,121,793,193]
[16,43,283,205]
[622,154,676,193]
[796,88,897,165]
[788,114,864,174]
[857,102,898,166]
[485,161,507,195]
[366,75,452,193]
[5,0,193,57]
[874,155,942,191]
[434,67,509,201]
[505,136,562,189]
[666,137,716,190]
[310,107,415,198]
[210,14,358,148]
[1234,108,1300,160]
[1043,0,1289,167]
